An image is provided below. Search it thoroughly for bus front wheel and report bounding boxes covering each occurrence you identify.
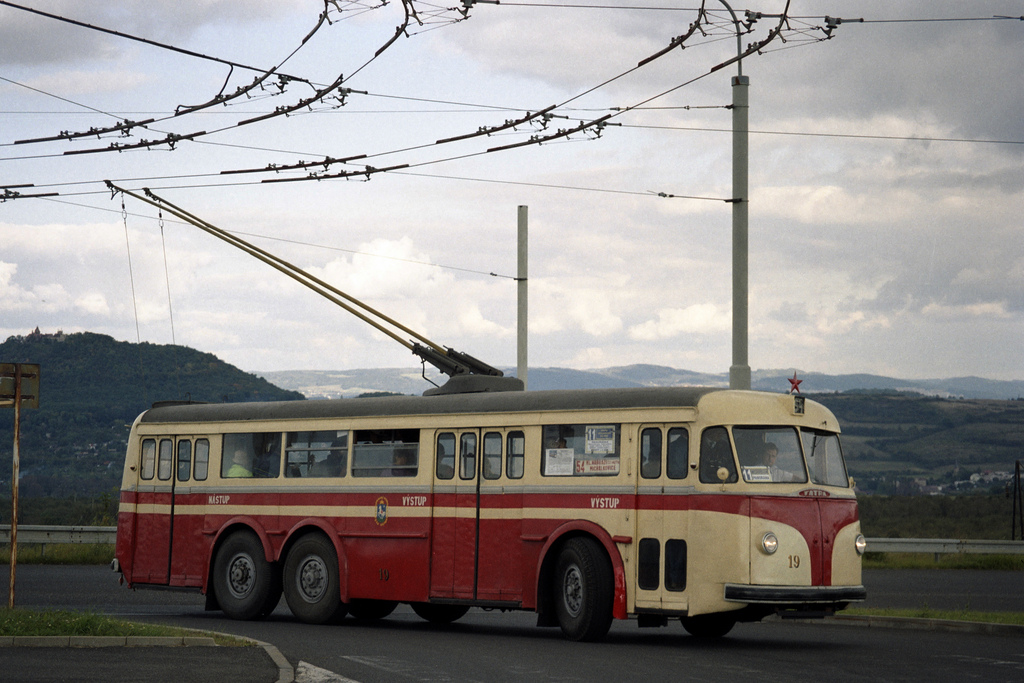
[282,534,347,624]
[212,530,280,620]
[553,537,613,641]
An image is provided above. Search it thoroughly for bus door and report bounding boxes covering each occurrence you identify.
[167,437,210,586]
[475,430,524,602]
[429,430,479,599]
[131,437,175,584]
[634,425,691,612]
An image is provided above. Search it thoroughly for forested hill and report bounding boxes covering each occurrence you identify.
[0,330,303,500]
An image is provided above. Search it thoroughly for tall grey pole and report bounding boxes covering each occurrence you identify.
[730,73,751,390]
[517,206,529,390]
[722,0,751,390]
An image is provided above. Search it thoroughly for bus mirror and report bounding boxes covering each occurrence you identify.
[717,467,730,483]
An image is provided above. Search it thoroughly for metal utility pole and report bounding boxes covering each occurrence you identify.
[517,206,529,390]
[722,0,751,391]
[1,362,40,609]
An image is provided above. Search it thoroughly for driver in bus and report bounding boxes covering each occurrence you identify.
[763,442,799,482]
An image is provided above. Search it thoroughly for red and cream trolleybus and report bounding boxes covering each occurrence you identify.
[114,386,866,641]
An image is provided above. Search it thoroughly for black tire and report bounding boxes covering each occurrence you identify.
[348,599,398,621]
[283,534,347,624]
[212,530,280,620]
[553,537,614,641]
[411,602,470,624]
[681,613,736,638]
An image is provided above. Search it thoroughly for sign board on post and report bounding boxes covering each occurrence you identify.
[1,362,40,608]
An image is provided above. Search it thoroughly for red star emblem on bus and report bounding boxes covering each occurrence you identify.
[788,372,802,394]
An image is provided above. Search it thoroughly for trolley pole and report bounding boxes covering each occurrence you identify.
[517,206,529,390]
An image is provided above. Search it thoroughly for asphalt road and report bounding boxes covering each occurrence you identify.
[3,565,1024,683]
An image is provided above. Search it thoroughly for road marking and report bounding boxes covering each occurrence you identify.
[296,660,363,683]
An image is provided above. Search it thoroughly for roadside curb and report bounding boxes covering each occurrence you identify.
[0,632,293,683]
[831,614,1024,637]
[0,635,217,647]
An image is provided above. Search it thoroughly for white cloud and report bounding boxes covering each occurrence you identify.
[629,304,730,341]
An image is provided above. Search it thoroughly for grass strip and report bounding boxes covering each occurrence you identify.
[843,607,1024,626]
[0,544,115,565]
[0,608,250,645]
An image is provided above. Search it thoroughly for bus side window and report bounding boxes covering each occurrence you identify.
[483,432,502,480]
[140,439,156,480]
[666,427,689,479]
[436,433,455,480]
[194,439,210,481]
[222,432,281,479]
[157,439,173,481]
[699,427,737,483]
[176,440,192,482]
[506,431,524,479]
[460,433,477,480]
[287,430,348,478]
[641,428,662,479]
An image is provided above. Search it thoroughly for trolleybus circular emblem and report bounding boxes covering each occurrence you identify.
[375,496,389,525]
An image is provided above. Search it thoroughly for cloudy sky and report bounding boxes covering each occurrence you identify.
[1,0,1022,384]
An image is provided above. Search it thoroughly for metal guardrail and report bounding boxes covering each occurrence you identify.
[0,525,117,546]
[865,537,1024,555]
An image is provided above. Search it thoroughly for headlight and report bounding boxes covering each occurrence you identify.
[855,534,867,555]
[761,532,779,555]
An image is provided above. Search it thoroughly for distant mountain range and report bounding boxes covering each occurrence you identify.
[257,364,1024,400]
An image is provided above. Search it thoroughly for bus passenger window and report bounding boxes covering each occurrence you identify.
[541,424,620,476]
[140,439,156,480]
[638,538,660,590]
[699,427,737,483]
[222,433,282,479]
[176,440,192,482]
[666,428,688,479]
[194,439,210,481]
[286,431,348,478]
[157,439,173,481]
[460,433,477,480]
[483,432,502,480]
[641,428,662,479]
[352,429,419,478]
[506,431,524,479]
[436,433,455,480]
[665,540,687,591]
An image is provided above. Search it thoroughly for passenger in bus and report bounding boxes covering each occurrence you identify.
[391,449,416,476]
[763,443,799,482]
[436,443,455,479]
[226,448,253,478]
[311,451,344,477]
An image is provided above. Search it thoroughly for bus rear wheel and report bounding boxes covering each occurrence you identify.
[283,534,347,624]
[553,537,613,641]
[411,603,470,624]
[681,613,736,638]
[212,530,280,620]
[348,599,398,621]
